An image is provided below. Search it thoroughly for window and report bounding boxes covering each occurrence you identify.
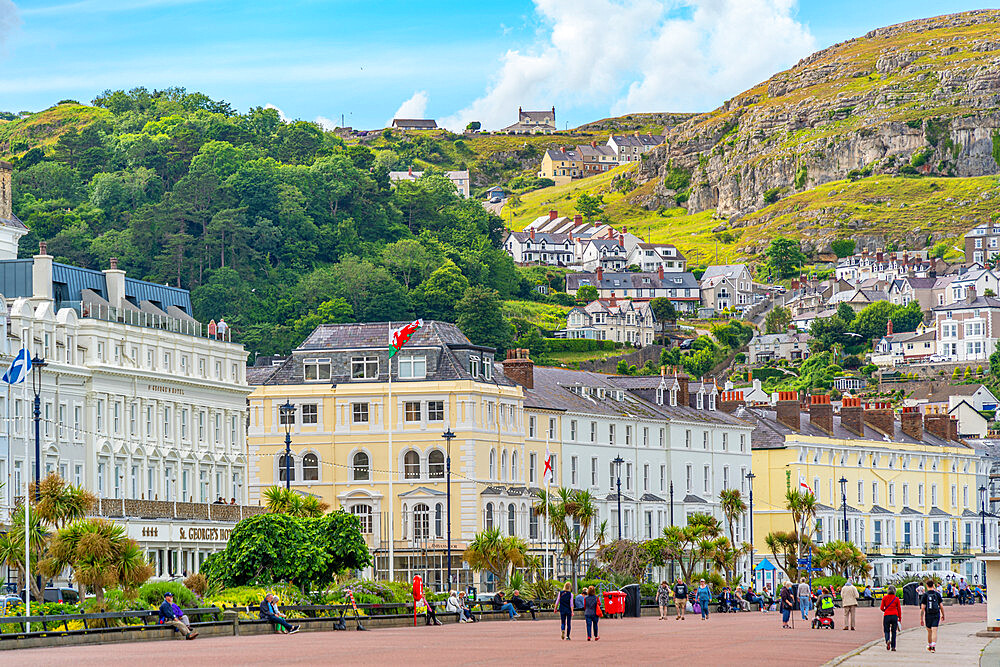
[951,485,957,507]
[529,452,536,483]
[723,466,729,489]
[660,465,666,492]
[571,456,578,485]
[703,465,710,494]
[625,426,632,446]
[279,405,295,425]
[857,480,864,504]
[570,420,578,441]
[490,449,496,479]
[484,360,493,380]
[303,357,332,381]
[353,452,370,481]
[278,455,294,481]
[485,503,494,531]
[295,404,317,425]
[351,505,373,533]
[413,504,430,540]
[609,424,615,445]
[590,422,596,442]
[351,356,379,380]
[429,450,445,478]
[405,401,421,422]
[548,418,556,440]
[685,430,691,448]
[918,483,924,506]
[404,451,420,479]
[428,401,445,422]
[931,484,937,506]
[528,416,536,438]
[508,504,516,536]
[352,403,369,423]
[96,399,105,432]
[435,503,443,538]
[686,464,692,492]
[180,408,188,439]
[302,453,319,481]
[163,406,171,438]
[740,434,746,451]
[529,509,538,539]
[722,433,728,451]
[591,457,598,486]
[469,356,481,377]
[143,406,151,438]
[643,464,649,491]
[702,432,709,449]
[398,355,426,379]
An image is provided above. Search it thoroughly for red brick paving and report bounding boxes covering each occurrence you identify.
[6,604,987,666]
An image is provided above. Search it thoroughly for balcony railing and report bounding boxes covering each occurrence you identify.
[894,541,912,554]
[74,300,232,342]
[11,496,265,522]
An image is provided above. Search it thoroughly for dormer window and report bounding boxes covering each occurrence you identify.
[398,355,427,379]
[484,359,493,380]
[669,386,678,407]
[304,357,332,381]
[656,385,665,406]
[470,355,481,377]
[351,356,379,380]
[697,393,704,409]
[709,393,716,411]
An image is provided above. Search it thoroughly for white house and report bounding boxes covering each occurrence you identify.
[562,298,657,345]
[607,133,666,164]
[932,293,1000,362]
[505,229,575,265]
[700,264,753,312]
[626,243,687,273]
[387,167,470,198]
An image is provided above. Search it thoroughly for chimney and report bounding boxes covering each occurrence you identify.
[900,406,922,441]
[887,319,893,336]
[863,401,894,437]
[574,215,582,224]
[719,390,745,413]
[657,265,664,280]
[967,285,977,304]
[618,233,624,246]
[809,394,834,436]
[549,210,558,221]
[924,407,959,442]
[596,266,603,282]
[841,396,865,436]
[0,161,11,221]
[551,106,555,115]
[608,228,614,239]
[408,166,413,176]
[103,256,127,309]
[569,232,574,242]
[530,228,536,240]
[776,391,800,431]
[502,348,534,390]
[609,292,616,307]
[591,141,596,148]
[672,366,690,407]
[32,241,53,301]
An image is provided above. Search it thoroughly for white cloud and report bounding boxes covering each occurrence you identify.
[264,103,289,122]
[314,115,337,130]
[0,0,20,51]
[442,0,816,130]
[388,90,429,126]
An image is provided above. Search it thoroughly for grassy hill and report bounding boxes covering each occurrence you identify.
[0,103,111,156]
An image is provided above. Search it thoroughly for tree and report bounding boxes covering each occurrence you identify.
[576,285,599,302]
[42,518,153,603]
[32,472,97,529]
[456,286,514,355]
[764,530,801,580]
[815,540,871,580]
[414,259,469,321]
[575,193,604,220]
[836,302,856,323]
[765,306,792,334]
[466,121,481,131]
[647,513,722,580]
[263,486,330,517]
[765,238,807,279]
[809,315,851,352]
[534,488,606,588]
[785,489,818,565]
[381,239,437,289]
[831,239,856,258]
[463,528,528,587]
[597,540,653,583]
[649,297,677,324]
[0,505,51,601]
[201,512,371,591]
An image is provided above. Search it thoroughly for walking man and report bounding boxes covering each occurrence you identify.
[958,577,969,604]
[673,576,689,620]
[797,578,811,621]
[841,579,858,631]
[920,579,944,652]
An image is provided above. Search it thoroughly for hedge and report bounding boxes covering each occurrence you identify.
[543,339,620,352]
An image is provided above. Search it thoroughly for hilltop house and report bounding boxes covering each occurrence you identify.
[505,229,575,266]
[870,322,937,367]
[932,292,1000,362]
[699,264,753,312]
[503,106,557,134]
[965,222,1000,265]
[388,167,470,198]
[747,332,812,363]
[390,119,438,130]
[566,267,701,311]
[607,133,665,163]
[626,243,687,273]
[539,147,582,184]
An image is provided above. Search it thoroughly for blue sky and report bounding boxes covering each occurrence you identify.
[0,0,995,130]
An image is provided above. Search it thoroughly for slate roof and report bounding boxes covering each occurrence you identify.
[900,506,923,515]
[640,493,665,502]
[932,295,1000,311]
[566,271,700,292]
[929,506,953,517]
[870,505,893,514]
[746,407,966,450]
[610,134,665,148]
[544,148,582,161]
[391,119,437,129]
[923,383,994,404]
[683,494,707,503]
[606,492,634,502]
[0,211,26,231]
[700,264,748,282]
[507,231,573,245]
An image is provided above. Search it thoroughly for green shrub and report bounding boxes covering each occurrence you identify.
[763,187,781,204]
[544,338,619,353]
[811,575,846,591]
[578,578,614,594]
[688,570,726,593]
[910,148,933,167]
[139,581,197,608]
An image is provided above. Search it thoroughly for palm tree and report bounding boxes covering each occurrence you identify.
[262,486,329,517]
[785,489,817,561]
[42,518,153,604]
[719,488,748,579]
[652,513,722,580]
[816,540,872,580]
[534,488,607,588]
[463,528,527,587]
[32,473,97,529]
[0,505,51,601]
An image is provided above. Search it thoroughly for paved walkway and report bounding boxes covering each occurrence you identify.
[831,621,990,666]
[5,604,988,666]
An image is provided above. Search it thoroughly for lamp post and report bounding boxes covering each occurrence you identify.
[746,471,755,587]
[669,480,675,580]
[442,427,456,589]
[612,456,624,540]
[839,476,849,543]
[30,355,46,502]
[981,485,989,586]
[279,401,294,490]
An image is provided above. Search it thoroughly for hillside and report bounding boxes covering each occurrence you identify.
[0,103,111,154]
[639,9,1000,224]
[574,112,697,134]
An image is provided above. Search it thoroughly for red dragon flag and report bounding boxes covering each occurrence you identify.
[390,319,423,357]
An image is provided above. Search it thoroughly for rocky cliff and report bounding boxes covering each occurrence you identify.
[640,10,1000,219]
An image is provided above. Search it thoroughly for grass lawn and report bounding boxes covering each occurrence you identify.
[547,348,628,364]
[501,300,572,332]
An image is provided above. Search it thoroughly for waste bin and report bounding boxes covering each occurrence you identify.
[603,591,626,616]
[622,584,641,617]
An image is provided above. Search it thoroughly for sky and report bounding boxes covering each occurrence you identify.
[0,0,996,131]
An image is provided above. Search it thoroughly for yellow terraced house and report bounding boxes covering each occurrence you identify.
[744,392,998,586]
[247,321,540,589]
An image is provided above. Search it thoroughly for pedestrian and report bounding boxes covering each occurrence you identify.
[841,578,858,631]
[797,577,811,621]
[417,591,443,626]
[779,581,795,628]
[555,581,573,640]
[159,592,198,639]
[673,576,688,620]
[696,579,712,620]
[957,577,969,604]
[574,589,586,611]
[920,579,944,653]
[880,585,901,652]
[583,586,601,641]
[259,593,299,634]
[657,581,671,620]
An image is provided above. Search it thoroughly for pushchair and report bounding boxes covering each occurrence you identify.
[811,593,835,629]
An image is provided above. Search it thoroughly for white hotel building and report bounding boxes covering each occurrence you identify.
[0,161,255,580]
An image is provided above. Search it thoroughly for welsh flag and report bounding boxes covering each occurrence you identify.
[800,481,814,495]
[390,319,423,357]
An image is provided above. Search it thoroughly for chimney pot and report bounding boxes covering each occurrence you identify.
[39,241,47,255]
[596,266,603,282]
[109,257,118,270]
[776,391,800,431]
[657,265,664,280]
[502,348,534,389]
[549,210,558,221]
[574,215,582,224]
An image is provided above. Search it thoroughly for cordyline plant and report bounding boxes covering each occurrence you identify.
[534,488,607,589]
[263,486,329,517]
[463,528,528,588]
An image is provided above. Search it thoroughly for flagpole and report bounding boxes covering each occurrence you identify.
[387,321,394,584]
[544,431,549,582]
[22,356,29,631]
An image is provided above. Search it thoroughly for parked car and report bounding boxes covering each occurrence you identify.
[19,587,80,604]
[490,196,502,204]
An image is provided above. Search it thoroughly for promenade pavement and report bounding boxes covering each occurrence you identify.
[5,603,988,667]
[831,621,990,666]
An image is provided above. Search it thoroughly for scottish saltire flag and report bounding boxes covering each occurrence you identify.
[389,319,423,357]
[2,348,31,384]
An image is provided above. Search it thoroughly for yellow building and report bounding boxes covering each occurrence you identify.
[247,321,548,590]
[540,147,582,185]
[746,394,995,585]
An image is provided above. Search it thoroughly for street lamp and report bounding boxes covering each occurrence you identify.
[442,427,456,589]
[980,485,988,553]
[612,456,624,540]
[669,480,675,580]
[30,355,46,503]
[746,472,756,586]
[839,477,849,543]
[279,401,294,490]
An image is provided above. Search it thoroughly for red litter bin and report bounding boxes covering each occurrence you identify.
[603,591,626,617]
